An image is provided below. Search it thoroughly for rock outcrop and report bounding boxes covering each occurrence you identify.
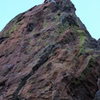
[0,0,100,100]
[98,39,100,47]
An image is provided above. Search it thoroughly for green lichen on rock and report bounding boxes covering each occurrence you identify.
[3,24,18,37]
[54,11,61,22]
[57,23,68,34]
[55,23,69,35]
[71,26,88,56]
[77,30,87,46]
[71,26,87,44]
[85,48,94,54]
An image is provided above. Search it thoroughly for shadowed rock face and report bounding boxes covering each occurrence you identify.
[0,0,100,100]
[98,39,100,47]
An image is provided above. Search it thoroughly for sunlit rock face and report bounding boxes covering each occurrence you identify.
[0,0,100,100]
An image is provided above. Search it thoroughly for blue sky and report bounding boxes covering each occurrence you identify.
[0,0,100,39]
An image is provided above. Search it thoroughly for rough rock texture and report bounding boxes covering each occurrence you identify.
[98,39,100,47]
[0,0,100,100]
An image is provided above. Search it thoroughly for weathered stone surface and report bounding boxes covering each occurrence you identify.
[98,39,100,47]
[94,90,100,100]
[0,0,100,100]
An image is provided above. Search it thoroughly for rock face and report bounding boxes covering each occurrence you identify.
[0,0,100,100]
[98,39,100,47]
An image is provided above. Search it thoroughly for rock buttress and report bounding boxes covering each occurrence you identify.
[0,0,100,100]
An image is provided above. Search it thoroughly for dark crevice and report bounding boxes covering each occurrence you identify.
[12,37,76,99]
[0,37,8,44]
[12,44,57,100]
[26,23,34,32]
[13,71,33,100]
[0,54,5,58]
[33,33,41,38]
[43,6,48,10]
[16,15,25,23]
[66,15,79,26]
[0,80,6,87]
